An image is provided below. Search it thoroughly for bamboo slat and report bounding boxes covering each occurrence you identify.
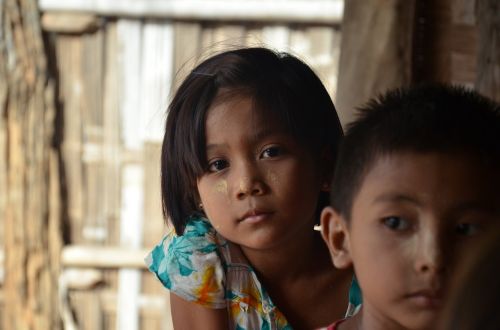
[139,22,173,143]
[116,19,144,330]
[57,35,86,243]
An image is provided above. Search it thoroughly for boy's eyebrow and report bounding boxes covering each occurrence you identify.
[450,201,499,215]
[373,193,420,205]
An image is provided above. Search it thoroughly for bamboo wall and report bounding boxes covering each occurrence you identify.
[23,3,343,329]
[2,1,491,329]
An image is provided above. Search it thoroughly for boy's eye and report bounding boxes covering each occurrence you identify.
[261,146,282,159]
[207,159,228,172]
[455,223,480,236]
[382,216,410,231]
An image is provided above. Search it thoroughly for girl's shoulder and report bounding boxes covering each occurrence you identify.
[145,216,227,308]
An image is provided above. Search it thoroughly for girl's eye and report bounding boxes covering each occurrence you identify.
[207,159,228,172]
[261,146,282,159]
[382,216,410,231]
[455,223,480,236]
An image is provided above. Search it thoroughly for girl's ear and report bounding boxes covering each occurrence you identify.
[320,206,353,269]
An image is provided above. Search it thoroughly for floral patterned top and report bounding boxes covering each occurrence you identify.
[146,216,361,330]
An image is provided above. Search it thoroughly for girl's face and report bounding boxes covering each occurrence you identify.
[197,95,325,251]
[322,152,499,330]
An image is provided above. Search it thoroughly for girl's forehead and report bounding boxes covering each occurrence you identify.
[208,92,287,129]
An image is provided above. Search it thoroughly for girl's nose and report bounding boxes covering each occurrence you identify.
[234,163,266,200]
[236,176,265,199]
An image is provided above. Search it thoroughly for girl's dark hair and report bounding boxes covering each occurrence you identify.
[162,47,342,234]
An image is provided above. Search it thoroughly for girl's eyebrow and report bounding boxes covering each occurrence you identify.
[253,126,289,142]
[206,143,227,154]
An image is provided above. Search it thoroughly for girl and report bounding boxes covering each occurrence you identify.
[146,47,360,329]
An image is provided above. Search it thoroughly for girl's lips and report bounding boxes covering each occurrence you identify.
[239,210,273,223]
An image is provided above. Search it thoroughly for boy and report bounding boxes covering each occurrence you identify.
[320,85,500,330]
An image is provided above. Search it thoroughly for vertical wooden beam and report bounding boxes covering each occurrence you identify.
[336,0,416,126]
[0,0,62,329]
[412,0,478,86]
[476,0,500,102]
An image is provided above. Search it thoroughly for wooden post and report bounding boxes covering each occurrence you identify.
[476,0,500,102]
[412,0,478,86]
[0,0,62,329]
[335,0,416,126]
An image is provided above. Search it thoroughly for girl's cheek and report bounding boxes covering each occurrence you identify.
[214,179,228,196]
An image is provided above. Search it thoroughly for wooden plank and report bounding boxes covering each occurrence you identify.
[412,0,478,86]
[39,0,344,25]
[61,245,149,268]
[451,0,476,25]
[336,0,416,126]
[41,12,99,33]
[451,52,476,85]
[476,0,500,102]
[1,0,62,328]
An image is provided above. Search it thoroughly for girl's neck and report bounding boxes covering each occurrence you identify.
[240,227,330,283]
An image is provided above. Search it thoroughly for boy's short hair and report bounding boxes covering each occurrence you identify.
[331,84,500,220]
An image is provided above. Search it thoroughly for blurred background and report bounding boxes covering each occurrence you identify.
[0,0,498,329]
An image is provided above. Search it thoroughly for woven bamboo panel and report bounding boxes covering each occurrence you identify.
[22,11,342,330]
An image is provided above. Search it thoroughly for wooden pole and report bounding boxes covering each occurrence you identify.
[0,0,62,329]
[335,0,416,126]
[476,0,500,102]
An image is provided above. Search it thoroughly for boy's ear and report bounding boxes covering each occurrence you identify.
[320,206,352,269]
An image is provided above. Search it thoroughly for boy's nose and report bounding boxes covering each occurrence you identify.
[414,230,446,275]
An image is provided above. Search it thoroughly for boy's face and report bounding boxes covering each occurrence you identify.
[321,152,499,330]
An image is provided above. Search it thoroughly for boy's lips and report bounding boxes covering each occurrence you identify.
[239,209,274,223]
[405,289,443,309]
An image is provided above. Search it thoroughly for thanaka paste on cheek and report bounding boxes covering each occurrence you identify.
[267,170,278,184]
[214,179,228,195]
